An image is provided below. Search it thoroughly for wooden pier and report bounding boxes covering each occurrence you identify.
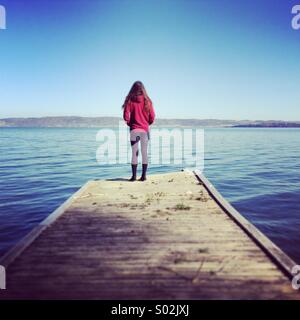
[0,171,299,299]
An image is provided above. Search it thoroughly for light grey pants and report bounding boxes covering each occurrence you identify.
[130,129,149,165]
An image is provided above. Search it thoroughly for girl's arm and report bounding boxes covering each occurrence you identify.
[149,104,155,125]
[123,101,131,126]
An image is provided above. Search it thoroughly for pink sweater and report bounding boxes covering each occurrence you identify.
[123,95,155,132]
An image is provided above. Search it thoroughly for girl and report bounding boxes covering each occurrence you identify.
[122,81,155,181]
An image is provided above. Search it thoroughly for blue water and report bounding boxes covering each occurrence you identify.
[0,128,300,263]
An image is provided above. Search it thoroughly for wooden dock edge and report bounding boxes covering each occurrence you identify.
[0,180,94,269]
[193,169,298,280]
[0,170,298,284]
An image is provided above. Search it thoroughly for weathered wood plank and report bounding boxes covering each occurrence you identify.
[194,170,297,280]
[0,171,299,299]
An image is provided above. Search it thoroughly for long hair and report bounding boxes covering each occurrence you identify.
[122,81,152,112]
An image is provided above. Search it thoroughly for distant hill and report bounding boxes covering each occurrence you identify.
[0,117,299,128]
[234,121,300,128]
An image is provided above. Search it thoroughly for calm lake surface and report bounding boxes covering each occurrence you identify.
[0,127,300,263]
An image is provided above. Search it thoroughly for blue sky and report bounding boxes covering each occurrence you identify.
[0,0,299,120]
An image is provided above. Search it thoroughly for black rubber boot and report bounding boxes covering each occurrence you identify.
[129,164,137,181]
[139,164,148,181]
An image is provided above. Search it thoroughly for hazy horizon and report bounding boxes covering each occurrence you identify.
[1,115,300,123]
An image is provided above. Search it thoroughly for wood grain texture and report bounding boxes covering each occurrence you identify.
[193,169,297,280]
[1,171,299,299]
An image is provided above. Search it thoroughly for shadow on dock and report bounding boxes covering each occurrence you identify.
[105,178,130,182]
[1,171,299,299]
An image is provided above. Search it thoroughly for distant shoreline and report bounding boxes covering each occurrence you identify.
[1,116,300,128]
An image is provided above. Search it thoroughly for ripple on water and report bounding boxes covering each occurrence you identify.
[0,127,300,263]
